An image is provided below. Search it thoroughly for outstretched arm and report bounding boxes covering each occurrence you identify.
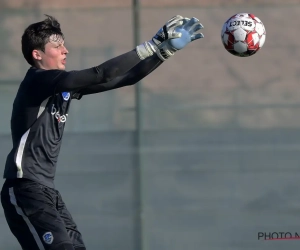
[73,54,163,98]
[72,17,204,98]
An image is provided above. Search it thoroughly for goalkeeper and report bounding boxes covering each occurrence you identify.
[0,14,204,250]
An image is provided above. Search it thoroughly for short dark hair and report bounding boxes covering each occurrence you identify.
[21,14,65,66]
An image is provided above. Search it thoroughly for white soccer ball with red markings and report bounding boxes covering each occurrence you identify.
[221,13,266,57]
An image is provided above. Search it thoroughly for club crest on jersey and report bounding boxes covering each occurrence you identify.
[61,92,70,101]
[42,232,54,244]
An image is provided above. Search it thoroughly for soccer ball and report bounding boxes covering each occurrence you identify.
[221,13,266,57]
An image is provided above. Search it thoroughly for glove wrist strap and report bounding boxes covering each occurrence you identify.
[136,40,177,61]
[136,41,157,60]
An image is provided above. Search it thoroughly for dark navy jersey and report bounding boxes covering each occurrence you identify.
[3,51,163,188]
[3,68,79,188]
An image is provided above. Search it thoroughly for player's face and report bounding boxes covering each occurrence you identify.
[39,35,68,70]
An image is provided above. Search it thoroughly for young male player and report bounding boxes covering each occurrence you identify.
[0,15,204,250]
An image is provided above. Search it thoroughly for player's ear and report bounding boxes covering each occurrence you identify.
[32,50,42,61]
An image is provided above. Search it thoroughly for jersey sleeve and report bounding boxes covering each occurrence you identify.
[71,54,163,99]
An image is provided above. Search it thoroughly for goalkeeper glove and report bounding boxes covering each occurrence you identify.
[136,16,204,61]
[136,15,185,61]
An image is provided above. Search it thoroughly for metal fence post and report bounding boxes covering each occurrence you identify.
[132,1,146,250]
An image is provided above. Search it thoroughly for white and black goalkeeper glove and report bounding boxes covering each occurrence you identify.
[136,15,184,61]
[136,16,204,61]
